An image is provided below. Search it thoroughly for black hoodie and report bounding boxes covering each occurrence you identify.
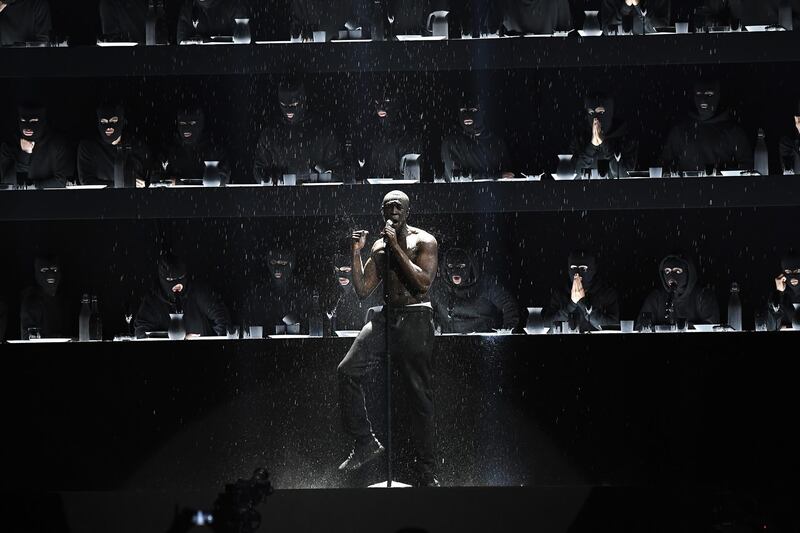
[162,109,230,183]
[177,0,249,42]
[19,257,71,340]
[637,253,720,328]
[542,251,620,332]
[0,108,74,188]
[601,0,669,34]
[134,257,230,339]
[99,0,148,42]
[778,101,800,174]
[432,248,523,333]
[703,0,800,28]
[0,0,51,46]
[766,254,800,331]
[569,94,638,179]
[488,0,572,35]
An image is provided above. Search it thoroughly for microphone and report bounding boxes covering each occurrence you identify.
[383,219,394,245]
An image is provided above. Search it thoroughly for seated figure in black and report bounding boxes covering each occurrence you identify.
[19,255,72,340]
[542,250,619,332]
[765,251,800,331]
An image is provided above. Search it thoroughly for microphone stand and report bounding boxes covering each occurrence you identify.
[383,222,393,488]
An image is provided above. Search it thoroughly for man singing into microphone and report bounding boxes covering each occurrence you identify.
[336,190,440,487]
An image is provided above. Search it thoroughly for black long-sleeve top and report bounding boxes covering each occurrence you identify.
[321,285,380,331]
[542,279,620,332]
[432,279,523,333]
[703,0,800,27]
[134,283,230,338]
[177,0,249,42]
[0,133,74,188]
[161,137,229,183]
[253,118,342,184]
[0,0,51,46]
[77,136,152,186]
[488,0,572,35]
[440,130,513,182]
[569,123,639,178]
[637,286,720,328]
[779,130,800,174]
[289,0,361,37]
[766,288,800,331]
[662,110,753,172]
[19,287,71,340]
[99,0,147,42]
[358,124,426,179]
[601,0,670,34]
[237,280,313,334]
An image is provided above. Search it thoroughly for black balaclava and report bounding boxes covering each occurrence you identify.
[34,256,61,298]
[333,253,353,291]
[96,103,126,145]
[268,248,295,286]
[278,83,307,125]
[18,104,47,143]
[374,90,399,130]
[693,81,721,121]
[458,94,486,138]
[567,250,598,290]
[444,248,479,290]
[157,253,188,300]
[584,93,615,135]
[781,252,800,296]
[658,253,698,300]
[176,108,205,145]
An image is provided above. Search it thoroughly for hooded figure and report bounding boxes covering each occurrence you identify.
[766,252,800,330]
[358,89,427,180]
[77,103,152,187]
[440,95,514,182]
[662,81,753,173]
[238,247,314,333]
[253,82,343,184]
[0,104,74,188]
[0,0,51,46]
[161,107,230,183]
[431,248,524,333]
[322,252,379,331]
[637,252,720,329]
[569,93,638,179]
[98,0,148,42]
[177,0,249,42]
[542,250,620,332]
[19,255,71,339]
[134,253,230,338]
[601,0,670,34]
[485,0,572,35]
[778,99,800,174]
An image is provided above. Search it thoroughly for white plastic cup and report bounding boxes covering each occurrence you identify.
[675,22,689,34]
[649,167,663,178]
[313,31,326,43]
[249,326,263,339]
[620,320,634,333]
[282,174,296,186]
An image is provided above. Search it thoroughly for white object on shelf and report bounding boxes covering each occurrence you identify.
[267,334,312,339]
[335,330,360,338]
[395,35,447,41]
[96,41,139,47]
[7,338,72,343]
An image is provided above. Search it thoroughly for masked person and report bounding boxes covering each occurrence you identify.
[177,0,249,42]
[542,250,620,332]
[662,80,753,174]
[161,107,229,184]
[432,247,524,333]
[569,93,638,179]
[323,252,380,332]
[357,89,426,180]
[601,0,670,34]
[77,103,151,188]
[637,252,720,329]
[440,94,514,182]
[0,104,74,188]
[0,0,51,46]
[337,190,440,487]
[765,252,800,330]
[19,255,71,340]
[253,82,343,185]
[485,0,572,35]
[98,0,148,42]
[778,99,800,174]
[134,253,230,338]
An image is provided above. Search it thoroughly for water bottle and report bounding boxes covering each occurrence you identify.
[79,294,91,341]
[727,282,742,332]
[310,292,323,337]
[754,128,769,176]
[146,0,156,45]
[90,295,103,340]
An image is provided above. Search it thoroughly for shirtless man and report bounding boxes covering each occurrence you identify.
[336,190,440,487]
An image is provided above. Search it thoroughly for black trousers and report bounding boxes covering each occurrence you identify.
[337,305,436,475]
